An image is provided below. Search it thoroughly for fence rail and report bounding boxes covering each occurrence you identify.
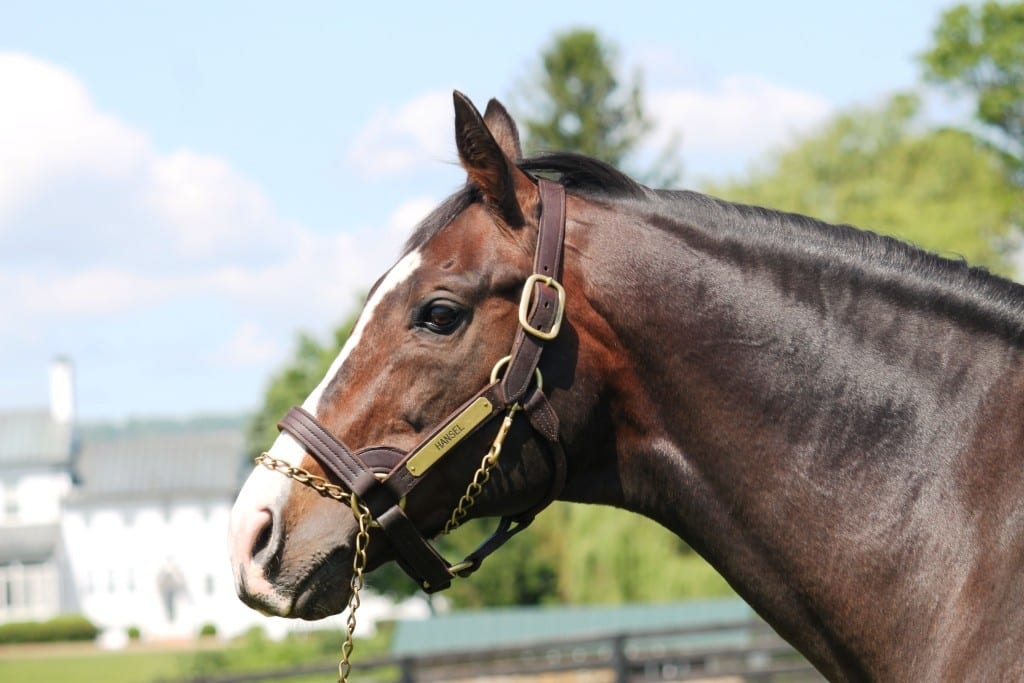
[169,617,824,683]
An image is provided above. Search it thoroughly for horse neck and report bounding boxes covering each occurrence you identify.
[564,193,1024,679]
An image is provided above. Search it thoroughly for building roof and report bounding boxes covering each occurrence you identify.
[0,410,74,469]
[390,598,754,657]
[0,524,60,564]
[67,427,248,505]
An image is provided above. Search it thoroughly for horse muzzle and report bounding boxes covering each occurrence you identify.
[229,475,355,619]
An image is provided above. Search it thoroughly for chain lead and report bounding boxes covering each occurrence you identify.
[339,495,371,683]
[254,402,521,681]
[254,454,368,683]
[441,404,520,535]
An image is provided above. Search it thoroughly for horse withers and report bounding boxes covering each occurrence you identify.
[229,91,1024,681]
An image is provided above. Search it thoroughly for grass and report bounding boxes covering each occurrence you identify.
[0,626,395,683]
[0,643,196,683]
[0,564,736,683]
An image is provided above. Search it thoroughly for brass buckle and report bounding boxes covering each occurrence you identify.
[448,560,476,577]
[518,274,565,340]
[489,355,543,391]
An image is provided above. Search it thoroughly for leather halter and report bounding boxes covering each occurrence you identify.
[276,178,568,593]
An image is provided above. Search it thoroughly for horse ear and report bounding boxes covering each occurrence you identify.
[482,98,523,161]
[453,91,534,228]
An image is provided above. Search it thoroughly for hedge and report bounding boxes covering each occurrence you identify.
[0,614,100,644]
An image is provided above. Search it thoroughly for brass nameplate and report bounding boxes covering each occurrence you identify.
[406,397,493,477]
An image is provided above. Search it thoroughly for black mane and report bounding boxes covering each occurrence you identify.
[518,152,649,199]
[404,151,1024,340]
[656,187,1024,341]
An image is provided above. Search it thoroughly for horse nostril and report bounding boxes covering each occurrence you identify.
[252,515,273,560]
[248,508,282,572]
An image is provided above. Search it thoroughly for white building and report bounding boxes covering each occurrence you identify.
[61,425,263,642]
[0,357,76,623]
[0,360,428,645]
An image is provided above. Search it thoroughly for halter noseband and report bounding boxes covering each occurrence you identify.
[271,178,568,593]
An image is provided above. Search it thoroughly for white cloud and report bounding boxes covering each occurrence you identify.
[647,75,833,157]
[0,53,148,218]
[145,150,292,261]
[0,267,185,319]
[347,90,454,175]
[344,75,830,183]
[0,51,414,393]
[0,54,296,275]
[208,322,282,367]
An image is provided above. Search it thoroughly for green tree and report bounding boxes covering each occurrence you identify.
[707,93,1020,274]
[549,505,733,604]
[244,309,359,459]
[921,1,1024,169]
[516,28,681,185]
[423,506,732,607]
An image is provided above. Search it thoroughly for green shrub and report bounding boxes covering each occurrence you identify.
[199,623,217,638]
[126,625,141,640]
[0,614,99,644]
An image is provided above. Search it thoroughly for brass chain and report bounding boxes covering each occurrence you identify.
[253,405,520,680]
[339,494,371,683]
[441,404,520,535]
[255,452,352,504]
[254,453,369,683]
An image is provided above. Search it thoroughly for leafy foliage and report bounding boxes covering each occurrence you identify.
[554,505,733,603]
[0,614,99,643]
[707,93,1021,274]
[244,305,361,458]
[416,504,733,607]
[418,518,561,608]
[516,28,681,185]
[921,1,1024,166]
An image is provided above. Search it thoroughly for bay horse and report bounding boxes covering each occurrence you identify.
[229,92,1024,681]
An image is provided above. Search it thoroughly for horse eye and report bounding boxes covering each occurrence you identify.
[419,301,464,334]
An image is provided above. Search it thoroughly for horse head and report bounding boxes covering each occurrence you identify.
[228,92,608,619]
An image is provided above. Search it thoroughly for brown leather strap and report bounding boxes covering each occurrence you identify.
[279,407,456,591]
[374,506,454,592]
[534,178,567,281]
[515,386,567,522]
[500,179,566,404]
[452,516,534,578]
[279,407,373,495]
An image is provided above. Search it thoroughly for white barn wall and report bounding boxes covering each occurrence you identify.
[1,400,430,643]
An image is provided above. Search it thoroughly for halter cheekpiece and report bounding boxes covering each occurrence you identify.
[262,178,569,593]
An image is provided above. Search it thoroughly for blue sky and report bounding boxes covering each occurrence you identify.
[1,1,960,420]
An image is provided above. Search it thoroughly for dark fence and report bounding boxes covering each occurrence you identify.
[170,617,824,683]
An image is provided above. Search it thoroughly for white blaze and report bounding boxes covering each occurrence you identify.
[231,249,423,515]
